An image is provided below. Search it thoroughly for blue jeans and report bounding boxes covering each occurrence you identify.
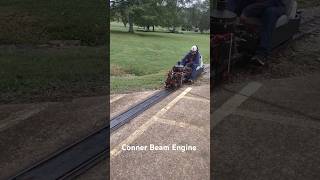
[227,0,255,16]
[227,0,285,56]
[178,62,202,80]
[189,64,202,80]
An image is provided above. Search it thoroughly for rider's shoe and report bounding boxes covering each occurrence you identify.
[251,54,267,66]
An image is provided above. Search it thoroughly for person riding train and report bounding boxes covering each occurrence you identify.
[179,45,203,83]
[227,0,286,66]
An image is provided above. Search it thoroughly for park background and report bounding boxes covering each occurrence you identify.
[0,0,318,103]
[110,0,210,93]
[0,0,108,103]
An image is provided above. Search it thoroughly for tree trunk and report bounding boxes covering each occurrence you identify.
[128,14,134,33]
[121,17,127,28]
[147,25,150,31]
[152,25,155,31]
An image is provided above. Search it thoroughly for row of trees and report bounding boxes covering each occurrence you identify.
[110,0,209,33]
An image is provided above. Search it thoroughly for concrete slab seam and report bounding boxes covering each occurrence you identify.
[110,87,192,158]
[154,116,206,133]
[0,103,51,132]
[183,95,210,103]
[234,109,320,130]
[188,92,210,101]
[110,94,126,104]
[212,82,262,128]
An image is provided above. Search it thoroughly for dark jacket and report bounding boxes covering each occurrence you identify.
[181,51,200,67]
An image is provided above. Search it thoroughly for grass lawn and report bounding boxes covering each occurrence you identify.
[0,46,107,103]
[297,0,320,8]
[0,0,108,103]
[110,22,209,94]
[0,0,107,45]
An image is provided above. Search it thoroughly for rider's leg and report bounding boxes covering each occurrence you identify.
[190,65,202,80]
[241,2,268,22]
[257,6,285,57]
[227,0,254,16]
[241,1,285,65]
[226,0,238,13]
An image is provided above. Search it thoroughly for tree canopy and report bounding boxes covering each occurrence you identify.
[110,0,209,33]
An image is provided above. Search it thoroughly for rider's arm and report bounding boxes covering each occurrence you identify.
[180,53,189,66]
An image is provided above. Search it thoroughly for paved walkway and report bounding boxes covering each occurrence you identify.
[0,96,107,179]
[212,73,320,180]
[110,85,210,180]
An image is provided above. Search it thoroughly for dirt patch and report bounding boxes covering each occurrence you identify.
[0,10,45,44]
[110,64,129,76]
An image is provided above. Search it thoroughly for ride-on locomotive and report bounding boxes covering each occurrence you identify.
[165,56,205,89]
[211,0,301,82]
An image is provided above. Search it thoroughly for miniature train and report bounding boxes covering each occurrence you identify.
[165,64,192,89]
[165,57,204,89]
[211,0,301,82]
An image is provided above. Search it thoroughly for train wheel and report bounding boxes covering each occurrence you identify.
[176,74,183,88]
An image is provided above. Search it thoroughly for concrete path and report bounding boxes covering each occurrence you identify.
[110,84,210,180]
[212,73,320,180]
[0,96,107,179]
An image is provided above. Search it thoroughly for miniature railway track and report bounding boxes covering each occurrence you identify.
[110,89,173,132]
[11,89,173,180]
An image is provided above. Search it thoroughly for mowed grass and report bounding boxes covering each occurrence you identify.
[297,0,320,8]
[0,46,107,103]
[110,22,209,93]
[0,0,107,45]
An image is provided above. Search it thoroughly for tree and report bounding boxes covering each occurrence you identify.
[181,1,201,31]
[198,0,210,33]
[110,0,137,33]
[180,0,209,33]
[159,0,191,32]
[132,0,161,31]
[110,0,208,33]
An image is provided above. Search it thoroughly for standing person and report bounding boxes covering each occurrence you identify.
[227,0,286,65]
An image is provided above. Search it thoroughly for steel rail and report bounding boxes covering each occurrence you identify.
[10,89,174,180]
[110,89,173,132]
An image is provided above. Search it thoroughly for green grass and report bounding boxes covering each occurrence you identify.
[0,0,108,45]
[110,22,209,93]
[0,1,108,103]
[0,46,107,103]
